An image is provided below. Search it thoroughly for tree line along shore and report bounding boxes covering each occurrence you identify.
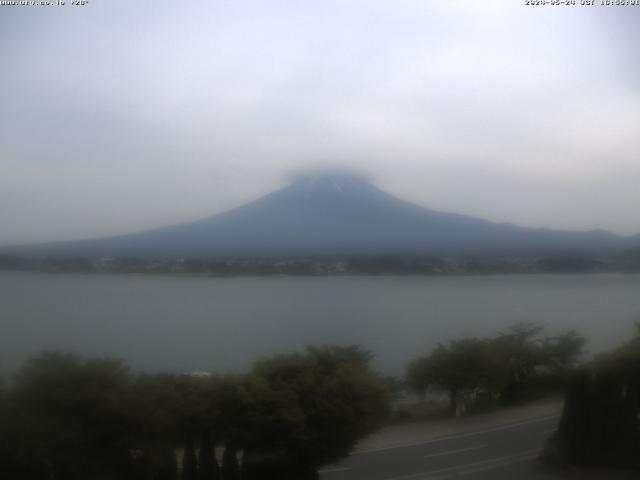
[2,252,640,276]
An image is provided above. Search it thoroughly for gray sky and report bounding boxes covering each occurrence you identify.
[1,0,640,245]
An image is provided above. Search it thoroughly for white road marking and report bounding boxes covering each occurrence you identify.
[380,449,541,480]
[355,414,559,455]
[423,444,487,459]
[456,450,540,477]
[318,467,352,474]
[543,427,557,434]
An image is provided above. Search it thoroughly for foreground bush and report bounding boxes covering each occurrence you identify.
[542,325,640,470]
[0,346,389,480]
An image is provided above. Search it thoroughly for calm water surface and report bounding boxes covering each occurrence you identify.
[1,272,639,375]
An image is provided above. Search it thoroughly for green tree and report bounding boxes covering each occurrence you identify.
[407,324,587,414]
[10,352,135,480]
[539,331,586,376]
[239,345,389,479]
[493,323,585,401]
[182,439,198,480]
[491,323,546,401]
[406,339,498,416]
[127,373,182,479]
[198,431,220,480]
[221,446,240,480]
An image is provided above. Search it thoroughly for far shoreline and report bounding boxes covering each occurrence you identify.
[2,269,640,280]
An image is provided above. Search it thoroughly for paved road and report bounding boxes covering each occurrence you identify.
[320,414,561,480]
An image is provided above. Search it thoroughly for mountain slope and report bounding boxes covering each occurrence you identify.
[4,172,635,257]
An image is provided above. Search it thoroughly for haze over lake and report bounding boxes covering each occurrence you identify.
[2,272,639,375]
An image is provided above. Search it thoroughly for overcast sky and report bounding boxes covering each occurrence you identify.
[1,0,639,245]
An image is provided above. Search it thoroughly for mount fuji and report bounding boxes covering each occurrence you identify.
[4,171,636,258]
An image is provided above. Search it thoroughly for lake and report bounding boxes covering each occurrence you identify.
[1,272,639,375]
